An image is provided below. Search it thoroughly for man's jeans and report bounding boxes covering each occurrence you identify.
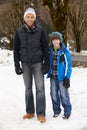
[50,78,72,115]
[22,62,46,117]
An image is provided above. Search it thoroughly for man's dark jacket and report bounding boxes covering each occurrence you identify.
[14,24,49,68]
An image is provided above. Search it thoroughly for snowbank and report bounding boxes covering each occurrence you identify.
[0,49,13,66]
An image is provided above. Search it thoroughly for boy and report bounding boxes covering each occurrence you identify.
[47,31,72,119]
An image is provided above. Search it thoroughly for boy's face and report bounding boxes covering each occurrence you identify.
[52,38,60,49]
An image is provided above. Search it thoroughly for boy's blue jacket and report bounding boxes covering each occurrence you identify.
[47,43,72,80]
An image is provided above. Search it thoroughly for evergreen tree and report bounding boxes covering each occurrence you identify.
[43,0,69,44]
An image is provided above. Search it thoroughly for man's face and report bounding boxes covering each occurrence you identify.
[24,13,35,27]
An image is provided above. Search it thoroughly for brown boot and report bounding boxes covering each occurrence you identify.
[23,113,35,119]
[37,116,46,123]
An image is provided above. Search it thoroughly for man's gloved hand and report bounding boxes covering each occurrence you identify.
[14,62,23,75]
[42,59,50,75]
[15,67,23,75]
[63,78,70,89]
[42,63,49,74]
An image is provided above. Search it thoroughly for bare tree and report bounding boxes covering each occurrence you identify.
[0,0,52,49]
[68,0,87,52]
[2,0,38,50]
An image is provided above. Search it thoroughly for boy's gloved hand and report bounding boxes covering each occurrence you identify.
[14,62,23,75]
[63,78,70,88]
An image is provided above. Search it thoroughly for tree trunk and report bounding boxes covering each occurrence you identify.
[76,39,81,52]
[9,39,13,50]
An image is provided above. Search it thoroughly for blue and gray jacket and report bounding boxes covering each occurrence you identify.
[47,43,72,80]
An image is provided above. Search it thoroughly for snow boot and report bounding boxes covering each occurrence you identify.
[23,113,35,119]
[37,116,46,123]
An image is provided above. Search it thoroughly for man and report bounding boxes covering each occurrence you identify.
[13,7,49,123]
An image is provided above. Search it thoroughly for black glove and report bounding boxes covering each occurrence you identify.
[42,60,50,75]
[63,78,70,89]
[15,67,23,75]
[14,62,23,75]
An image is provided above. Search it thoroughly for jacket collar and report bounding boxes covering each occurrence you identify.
[23,22,38,32]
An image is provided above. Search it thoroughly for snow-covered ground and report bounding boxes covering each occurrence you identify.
[0,49,87,130]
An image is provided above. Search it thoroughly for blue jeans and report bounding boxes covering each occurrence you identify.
[50,78,72,115]
[22,62,46,117]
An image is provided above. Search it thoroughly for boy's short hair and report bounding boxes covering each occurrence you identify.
[50,34,60,41]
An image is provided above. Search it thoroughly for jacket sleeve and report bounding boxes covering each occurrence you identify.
[40,27,49,63]
[13,30,21,64]
[64,49,72,79]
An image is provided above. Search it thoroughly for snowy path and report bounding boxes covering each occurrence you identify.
[0,65,87,130]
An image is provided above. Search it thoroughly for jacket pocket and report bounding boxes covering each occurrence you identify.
[60,54,64,63]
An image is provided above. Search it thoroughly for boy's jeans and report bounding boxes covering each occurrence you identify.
[50,78,72,115]
[22,62,46,117]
